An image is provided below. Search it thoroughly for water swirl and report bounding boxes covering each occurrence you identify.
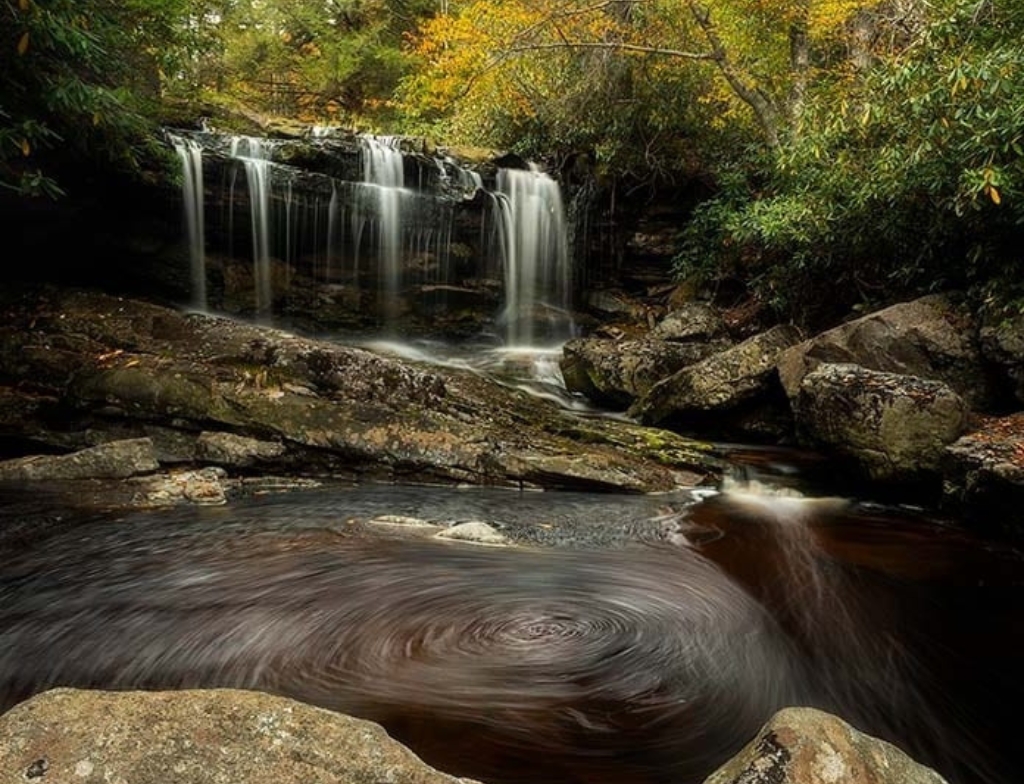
[0,528,799,783]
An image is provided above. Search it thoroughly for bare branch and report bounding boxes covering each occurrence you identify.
[504,41,715,60]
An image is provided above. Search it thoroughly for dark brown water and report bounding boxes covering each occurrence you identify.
[0,482,1021,784]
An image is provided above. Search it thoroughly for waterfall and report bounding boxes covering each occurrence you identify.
[231,136,276,318]
[166,129,578,337]
[494,166,572,346]
[361,136,405,327]
[171,134,207,310]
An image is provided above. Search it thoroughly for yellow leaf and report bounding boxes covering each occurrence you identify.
[17,32,29,55]
[990,186,1002,205]
[93,112,101,126]
[20,138,30,156]
[19,0,29,10]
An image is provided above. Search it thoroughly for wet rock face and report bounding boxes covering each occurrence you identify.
[650,302,727,343]
[795,363,968,483]
[979,314,1024,406]
[703,707,949,784]
[0,438,158,481]
[0,688,475,784]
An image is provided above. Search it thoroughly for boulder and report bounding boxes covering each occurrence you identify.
[560,337,728,407]
[795,364,968,483]
[650,302,727,343]
[0,438,158,482]
[0,688,475,784]
[631,325,802,429]
[978,313,1024,405]
[942,413,1024,534]
[778,294,1000,411]
[703,707,948,784]
[435,520,509,546]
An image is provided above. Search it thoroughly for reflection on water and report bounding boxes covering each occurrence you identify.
[0,482,1021,784]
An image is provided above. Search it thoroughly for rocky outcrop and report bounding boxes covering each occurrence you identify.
[630,325,802,437]
[778,294,1001,411]
[0,438,158,481]
[560,337,727,407]
[979,314,1024,405]
[0,289,719,497]
[795,364,968,483]
[0,688,476,784]
[703,707,948,784]
[942,413,1024,533]
[651,302,727,343]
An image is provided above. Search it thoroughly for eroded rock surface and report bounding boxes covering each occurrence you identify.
[703,707,948,784]
[560,337,727,407]
[943,412,1024,533]
[0,688,476,784]
[631,325,802,436]
[795,363,968,483]
[0,289,718,497]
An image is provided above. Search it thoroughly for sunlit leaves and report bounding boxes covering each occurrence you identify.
[677,0,1024,322]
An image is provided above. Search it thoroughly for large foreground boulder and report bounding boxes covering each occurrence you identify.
[795,364,968,483]
[0,688,475,784]
[631,325,802,436]
[703,707,948,784]
[778,294,1001,411]
[943,413,1024,534]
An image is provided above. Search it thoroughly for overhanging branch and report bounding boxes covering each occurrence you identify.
[504,41,715,60]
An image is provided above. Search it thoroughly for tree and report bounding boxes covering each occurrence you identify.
[398,0,876,156]
[676,0,1024,324]
[177,0,439,126]
[0,0,193,196]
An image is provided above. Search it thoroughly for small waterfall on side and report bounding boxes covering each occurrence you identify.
[171,134,207,310]
[361,136,405,327]
[494,167,572,346]
[688,478,943,762]
[230,136,276,318]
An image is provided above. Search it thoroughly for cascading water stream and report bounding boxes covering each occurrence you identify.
[170,134,207,310]
[169,129,578,339]
[361,135,405,327]
[494,166,572,346]
[230,136,276,318]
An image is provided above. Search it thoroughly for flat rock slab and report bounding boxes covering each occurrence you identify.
[0,289,722,494]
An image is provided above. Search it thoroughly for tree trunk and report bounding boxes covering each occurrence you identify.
[686,1,782,149]
[788,6,810,133]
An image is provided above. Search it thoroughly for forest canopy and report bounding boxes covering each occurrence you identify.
[1,0,1021,318]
